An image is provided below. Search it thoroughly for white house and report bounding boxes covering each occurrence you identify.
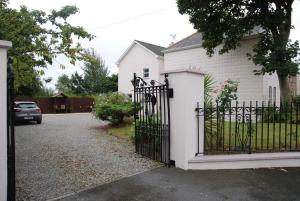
[117,33,300,103]
[163,32,281,103]
[116,40,166,97]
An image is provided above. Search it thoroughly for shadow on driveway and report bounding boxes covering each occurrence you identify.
[56,167,300,201]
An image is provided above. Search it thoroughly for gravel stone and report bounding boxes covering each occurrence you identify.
[15,113,161,201]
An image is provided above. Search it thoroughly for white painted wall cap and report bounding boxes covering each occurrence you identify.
[0,40,12,48]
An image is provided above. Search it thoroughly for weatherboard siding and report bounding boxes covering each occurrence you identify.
[164,38,273,103]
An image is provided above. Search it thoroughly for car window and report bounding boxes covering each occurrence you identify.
[17,103,37,109]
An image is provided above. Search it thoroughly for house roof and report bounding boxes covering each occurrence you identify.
[167,32,203,51]
[52,92,68,98]
[134,40,166,56]
[116,40,166,66]
[164,28,262,53]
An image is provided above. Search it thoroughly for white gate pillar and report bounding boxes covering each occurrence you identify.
[0,40,12,201]
[163,69,204,170]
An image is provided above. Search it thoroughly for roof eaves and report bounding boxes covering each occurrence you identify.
[163,44,202,54]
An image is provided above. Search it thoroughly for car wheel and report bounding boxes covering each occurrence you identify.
[37,120,42,124]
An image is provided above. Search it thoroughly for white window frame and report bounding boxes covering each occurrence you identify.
[269,86,272,104]
[143,68,149,78]
[273,87,276,104]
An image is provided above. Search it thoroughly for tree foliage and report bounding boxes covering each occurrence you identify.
[177,0,300,99]
[81,48,109,94]
[0,0,94,94]
[55,49,118,95]
[55,74,72,93]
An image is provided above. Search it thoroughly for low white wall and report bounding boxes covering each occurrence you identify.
[0,40,12,201]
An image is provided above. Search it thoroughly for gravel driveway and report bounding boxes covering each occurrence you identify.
[15,113,160,201]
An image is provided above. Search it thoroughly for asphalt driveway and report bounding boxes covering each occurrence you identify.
[58,166,300,201]
[15,113,160,201]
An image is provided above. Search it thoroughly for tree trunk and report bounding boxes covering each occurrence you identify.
[277,73,292,102]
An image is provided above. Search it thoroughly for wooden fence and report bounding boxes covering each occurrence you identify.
[15,97,94,114]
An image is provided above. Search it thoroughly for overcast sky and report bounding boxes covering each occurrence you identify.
[9,0,300,89]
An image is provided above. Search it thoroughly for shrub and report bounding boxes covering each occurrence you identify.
[292,95,300,107]
[216,79,239,111]
[93,92,136,125]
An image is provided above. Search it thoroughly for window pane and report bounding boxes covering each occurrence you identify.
[269,86,272,103]
[143,68,149,78]
[273,87,276,103]
[17,103,37,108]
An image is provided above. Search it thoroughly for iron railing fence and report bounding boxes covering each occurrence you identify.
[196,101,300,155]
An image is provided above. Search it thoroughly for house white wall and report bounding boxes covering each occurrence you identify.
[0,40,12,201]
[297,76,300,95]
[118,43,162,95]
[164,38,273,103]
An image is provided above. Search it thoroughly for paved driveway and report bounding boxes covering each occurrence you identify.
[59,167,300,201]
[15,113,160,201]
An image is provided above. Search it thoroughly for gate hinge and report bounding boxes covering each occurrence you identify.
[168,88,174,98]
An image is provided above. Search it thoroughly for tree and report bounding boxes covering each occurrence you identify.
[55,50,118,95]
[177,0,300,100]
[55,74,72,93]
[70,72,87,95]
[0,0,94,95]
[81,48,109,94]
[105,74,118,92]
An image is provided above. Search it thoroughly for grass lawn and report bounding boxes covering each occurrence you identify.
[206,121,300,151]
[107,123,134,141]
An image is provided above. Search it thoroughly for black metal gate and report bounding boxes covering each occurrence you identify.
[7,60,15,201]
[132,73,171,164]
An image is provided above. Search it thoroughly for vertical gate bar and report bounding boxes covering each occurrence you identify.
[155,86,159,160]
[162,85,167,163]
[279,101,282,151]
[197,102,200,155]
[136,87,139,153]
[216,101,219,151]
[149,86,152,157]
[285,102,288,150]
[222,107,225,152]
[210,103,213,151]
[242,101,245,151]
[152,85,155,159]
[229,102,232,152]
[7,61,15,201]
[159,85,163,162]
[255,101,258,151]
[142,86,146,156]
[273,102,276,151]
[166,77,171,164]
[261,102,264,150]
[235,101,238,151]
[133,74,137,153]
[267,101,270,150]
[296,104,299,149]
[139,87,142,154]
[290,102,293,151]
[249,101,252,154]
[146,86,149,157]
